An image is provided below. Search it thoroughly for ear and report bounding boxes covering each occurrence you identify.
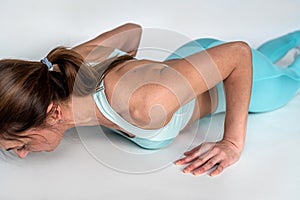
[13,148,30,159]
[47,103,64,125]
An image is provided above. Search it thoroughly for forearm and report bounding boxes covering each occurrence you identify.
[99,23,142,53]
[73,23,142,55]
[174,42,253,176]
[222,52,252,152]
[176,42,252,148]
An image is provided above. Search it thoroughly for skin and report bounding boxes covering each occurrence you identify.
[1,104,67,158]
[1,23,253,177]
[105,41,252,176]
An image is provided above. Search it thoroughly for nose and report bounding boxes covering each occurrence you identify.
[13,149,30,159]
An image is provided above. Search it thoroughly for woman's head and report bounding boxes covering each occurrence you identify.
[0,46,133,158]
[0,47,100,158]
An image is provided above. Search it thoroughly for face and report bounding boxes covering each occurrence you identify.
[1,126,64,159]
[0,102,67,159]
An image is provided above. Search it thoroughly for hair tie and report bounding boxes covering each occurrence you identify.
[41,57,53,70]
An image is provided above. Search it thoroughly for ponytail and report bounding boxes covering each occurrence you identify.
[46,47,133,100]
[0,46,133,138]
[46,47,100,101]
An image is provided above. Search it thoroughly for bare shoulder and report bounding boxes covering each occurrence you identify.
[104,60,177,129]
[104,59,167,108]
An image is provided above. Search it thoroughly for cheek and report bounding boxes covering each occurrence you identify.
[44,130,64,150]
[30,129,64,152]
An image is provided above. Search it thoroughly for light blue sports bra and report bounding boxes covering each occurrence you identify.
[92,48,196,149]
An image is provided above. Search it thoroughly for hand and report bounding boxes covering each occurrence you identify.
[174,139,242,176]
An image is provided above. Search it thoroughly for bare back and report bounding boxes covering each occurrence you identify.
[102,59,218,131]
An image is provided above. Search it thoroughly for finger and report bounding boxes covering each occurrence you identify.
[176,143,216,165]
[175,151,200,165]
[184,146,201,156]
[184,142,214,156]
[183,149,217,173]
[210,162,228,177]
[192,156,221,176]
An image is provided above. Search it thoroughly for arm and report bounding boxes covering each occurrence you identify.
[72,23,142,58]
[128,42,252,130]
[172,42,253,176]
[120,41,252,175]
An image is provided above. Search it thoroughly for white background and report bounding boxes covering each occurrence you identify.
[0,0,300,200]
[1,0,299,59]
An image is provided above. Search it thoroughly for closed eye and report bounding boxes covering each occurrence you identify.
[17,145,27,151]
[6,145,27,151]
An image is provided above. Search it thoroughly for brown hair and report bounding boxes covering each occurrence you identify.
[0,46,132,140]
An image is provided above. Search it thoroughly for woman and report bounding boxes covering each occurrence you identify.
[0,23,299,176]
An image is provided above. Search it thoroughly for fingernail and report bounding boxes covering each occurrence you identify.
[210,172,217,177]
[183,168,189,173]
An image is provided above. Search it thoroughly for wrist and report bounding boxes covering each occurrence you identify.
[222,137,244,153]
[223,124,247,153]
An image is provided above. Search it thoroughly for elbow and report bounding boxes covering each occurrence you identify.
[122,23,142,36]
[233,41,252,60]
[121,23,142,54]
[232,41,253,84]
[123,23,142,30]
[231,41,253,72]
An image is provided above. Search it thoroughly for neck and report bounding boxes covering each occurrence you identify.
[61,94,111,128]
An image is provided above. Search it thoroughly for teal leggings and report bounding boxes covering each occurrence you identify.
[107,31,300,150]
[165,30,300,113]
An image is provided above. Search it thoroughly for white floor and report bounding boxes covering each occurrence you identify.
[1,92,299,200]
[1,0,300,199]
